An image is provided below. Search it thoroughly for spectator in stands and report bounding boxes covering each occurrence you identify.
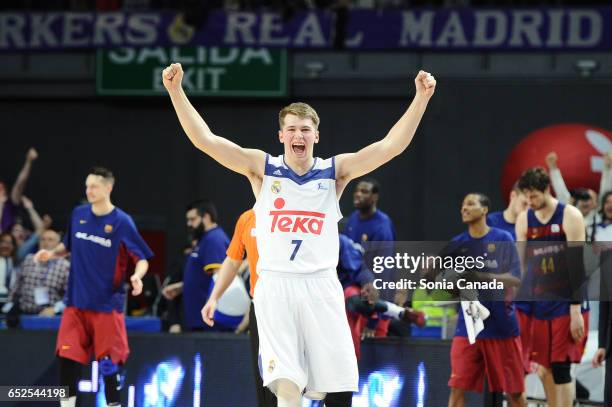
[5,229,69,319]
[546,151,612,240]
[564,187,597,216]
[594,191,612,242]
[11,197,48,263]
[0,148,38,233]
[0,233,19,312]
[162,200,230,331]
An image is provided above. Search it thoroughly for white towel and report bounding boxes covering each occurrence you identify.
[461,301,490,345]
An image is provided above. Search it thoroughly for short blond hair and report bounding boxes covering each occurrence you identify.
[278,102,320,129]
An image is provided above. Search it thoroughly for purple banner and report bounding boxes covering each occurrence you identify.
[0,8,610,51]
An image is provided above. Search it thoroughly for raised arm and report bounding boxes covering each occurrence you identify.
[11,148,37,205]
[600,152,612,197]
[21,197,44,234]
[162,63,265,178]
[335,71,436,183]
[546,152,571,204]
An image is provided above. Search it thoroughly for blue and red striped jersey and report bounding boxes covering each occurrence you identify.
[526,203,585,319]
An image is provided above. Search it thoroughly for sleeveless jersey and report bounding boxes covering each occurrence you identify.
[253,154,341,274]
[526,202,572,319]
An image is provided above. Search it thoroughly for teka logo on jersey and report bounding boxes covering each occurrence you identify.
[269,197,325,235]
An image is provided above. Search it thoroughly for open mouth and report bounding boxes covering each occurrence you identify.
[292,143,306,156]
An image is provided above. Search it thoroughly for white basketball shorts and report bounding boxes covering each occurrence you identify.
[253,268,359,395]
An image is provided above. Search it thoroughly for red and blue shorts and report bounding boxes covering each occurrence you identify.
[449,336,525,394]
[56,306,129,365]
[530,312,589,368]
[516,308,534,374]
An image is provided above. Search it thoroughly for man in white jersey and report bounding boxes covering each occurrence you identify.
[162,63,436,407]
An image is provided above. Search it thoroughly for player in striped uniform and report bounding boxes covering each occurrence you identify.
[516,167,588,407]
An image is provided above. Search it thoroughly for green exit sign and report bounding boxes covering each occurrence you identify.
[96,47,287,97]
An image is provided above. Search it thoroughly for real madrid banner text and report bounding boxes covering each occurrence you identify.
[1,8,610,51]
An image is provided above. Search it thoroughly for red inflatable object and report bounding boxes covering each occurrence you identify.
[501,124,612,202]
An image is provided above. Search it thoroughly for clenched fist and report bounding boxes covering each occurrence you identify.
[415,70,436,99]
[545,151,558,169]
[27,147,38,162]
[162,63,184,92]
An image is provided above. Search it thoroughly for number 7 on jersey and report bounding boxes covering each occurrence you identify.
[290,240,303,261]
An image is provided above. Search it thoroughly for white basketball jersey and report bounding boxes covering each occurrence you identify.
[253,154,341,274]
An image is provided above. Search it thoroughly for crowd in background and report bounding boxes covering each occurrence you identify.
[0,148,71,325]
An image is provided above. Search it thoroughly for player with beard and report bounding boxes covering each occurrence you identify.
[162,62,436,406]
[515,167,588,407]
